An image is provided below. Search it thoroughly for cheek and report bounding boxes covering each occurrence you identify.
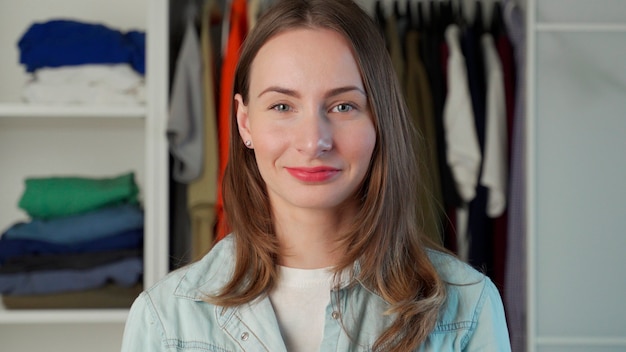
[357,140,376,173]
[250,124,290,164]
[343,125,377,165]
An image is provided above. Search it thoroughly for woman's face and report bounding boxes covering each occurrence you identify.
[235,28,376,214]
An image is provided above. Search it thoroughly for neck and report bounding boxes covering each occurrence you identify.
[272,206,355,269]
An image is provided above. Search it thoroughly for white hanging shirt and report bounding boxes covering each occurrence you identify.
[443,24,482,204]
[480,33,509,218]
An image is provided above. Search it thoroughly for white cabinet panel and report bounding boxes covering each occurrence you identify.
[537,0,626,23]
[538,346,626,352]
[534,30,626,338]
[0,323,124,351]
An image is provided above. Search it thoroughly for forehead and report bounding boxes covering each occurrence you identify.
[248,27,364,92]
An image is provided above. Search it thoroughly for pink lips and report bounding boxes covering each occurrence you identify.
[285,166,340,182]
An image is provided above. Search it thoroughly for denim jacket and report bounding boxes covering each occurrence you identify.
[121,236,511,351]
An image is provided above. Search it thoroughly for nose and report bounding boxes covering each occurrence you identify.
[295,110,333,158]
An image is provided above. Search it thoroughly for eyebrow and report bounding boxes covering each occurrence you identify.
[257,85,366,99]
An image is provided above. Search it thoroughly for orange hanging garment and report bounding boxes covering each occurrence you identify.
[215,0,248,242]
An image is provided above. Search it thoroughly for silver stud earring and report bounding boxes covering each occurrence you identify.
[245,140,252,148]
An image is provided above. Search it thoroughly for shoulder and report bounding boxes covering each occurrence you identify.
[426,249,499,318]
[145,235,237,302]
[426,248,485,285]
[122,237,241,351]
[425,249,510,350]
[126,236,237,327]
[426,249,498,312]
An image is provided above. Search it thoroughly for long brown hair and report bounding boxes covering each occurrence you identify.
[212,0,446,350]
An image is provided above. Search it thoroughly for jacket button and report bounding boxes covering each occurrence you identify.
[331,311,340,319]
[241,332,249,341]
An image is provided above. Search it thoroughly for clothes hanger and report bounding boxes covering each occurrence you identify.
[490,1,504,36]
[428,0,440,33]
[416,1,424,31]
[406,0,415,29]
[453,0,467,30]
[375,0,387,28]
[394,0,402,19]
[184,0,199,25]
[473,0,484,34]
[440,0,453,29]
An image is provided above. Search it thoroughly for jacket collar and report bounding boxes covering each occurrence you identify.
[172,236,288,351]
[172,235,393,306]
[173,235,238,300]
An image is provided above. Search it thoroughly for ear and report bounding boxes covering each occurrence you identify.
[235,94,252,144]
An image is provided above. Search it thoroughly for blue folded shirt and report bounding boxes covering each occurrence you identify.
[18,19,145,74]
[0,257,143,295]
[0,228,143,265]
[2,204,143,245]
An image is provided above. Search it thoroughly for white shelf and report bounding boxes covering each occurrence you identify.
[0,309,128,324]
[0,103,146,118]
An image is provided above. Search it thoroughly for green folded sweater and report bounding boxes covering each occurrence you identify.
[18,172,139,219]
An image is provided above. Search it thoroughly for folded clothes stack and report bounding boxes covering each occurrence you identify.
[0,172,144,309]
[17,19,146,106]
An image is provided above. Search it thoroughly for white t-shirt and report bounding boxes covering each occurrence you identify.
[269,266,334,352]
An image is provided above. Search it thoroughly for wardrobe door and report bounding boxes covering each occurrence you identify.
[530,1,626,350]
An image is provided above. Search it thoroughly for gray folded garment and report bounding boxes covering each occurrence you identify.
[2,283,143,309]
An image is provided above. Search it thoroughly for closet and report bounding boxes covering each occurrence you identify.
[170,0,525,350]
[0,0,169,351]
[355,1,626,350]
[169,0,528,348]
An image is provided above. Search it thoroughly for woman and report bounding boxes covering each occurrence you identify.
[121,0,511,351]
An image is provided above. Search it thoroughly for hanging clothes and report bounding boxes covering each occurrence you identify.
[480,33,508,220]
[247,0,261,32]
[502,0,527,351]
[216,0,248,242]
[491,0,516,295]
[166,2,204,269]
[375,2,520,322]
[405,28,444,244]
[460,2,494,278]
[419,3,462,249]
[443,24,481,206]
[480,30,509,299]
[187,0,221,260]
[167,15,204,183]
[482,22,511,296]
[441,24,481,260]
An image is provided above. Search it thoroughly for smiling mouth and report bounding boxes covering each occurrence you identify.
[285,167,340,182]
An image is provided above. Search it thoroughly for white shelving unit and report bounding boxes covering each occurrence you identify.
[0,309,129,324]
[0,0,169,350]
[0,105,146,118]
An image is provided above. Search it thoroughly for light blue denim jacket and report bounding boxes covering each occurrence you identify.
[121,236,511,351]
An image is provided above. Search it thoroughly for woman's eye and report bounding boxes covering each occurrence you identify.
[331,103,354,113]
[271,103,291,112]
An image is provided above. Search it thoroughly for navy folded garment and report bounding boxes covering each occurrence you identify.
[0,228,143,265]
[0,249,142,274]
[3,204,144,244]
[18,19,145,74]
[0,257,143,295]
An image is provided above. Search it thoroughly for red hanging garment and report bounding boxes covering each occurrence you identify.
[216,0,248,242]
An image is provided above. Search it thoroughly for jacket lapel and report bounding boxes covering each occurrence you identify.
[217,296,287,352]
